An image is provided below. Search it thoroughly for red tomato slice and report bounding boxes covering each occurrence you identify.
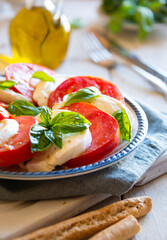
[0,116,36,167]
[5,63,56,101]
[0,106,11,120]
[63,102,120,168]
[48,76,124,108]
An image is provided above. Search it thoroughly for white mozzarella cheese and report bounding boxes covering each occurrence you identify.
[25,129,92,172]
[90,95,134,126]
[52,93,134,127]
[33,81,57,107]
[91,95,127,113]
[26,109,92,172]
[0,76,31,103]
[0,89,31,103]
[33,75,69,106]
[0,119,19,145]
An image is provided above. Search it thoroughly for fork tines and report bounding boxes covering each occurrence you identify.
[80,32,115,66]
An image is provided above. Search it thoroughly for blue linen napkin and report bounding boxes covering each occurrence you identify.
[0,103,167,200]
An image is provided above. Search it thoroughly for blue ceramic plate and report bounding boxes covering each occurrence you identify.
[0,96,148,180]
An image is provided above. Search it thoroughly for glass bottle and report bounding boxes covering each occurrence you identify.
[9,0,71,69]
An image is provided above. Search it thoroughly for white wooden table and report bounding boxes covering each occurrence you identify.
[0,1,167,239]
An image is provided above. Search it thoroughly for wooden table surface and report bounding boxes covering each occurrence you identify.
[0,0,167,239]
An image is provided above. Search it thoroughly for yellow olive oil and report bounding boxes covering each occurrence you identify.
[9,7,70,69]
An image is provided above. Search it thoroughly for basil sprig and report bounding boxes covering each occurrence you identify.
[64,87,100,106]
[113,108,131,141]
[0,80,18,90]
[30,108,91,153]
[70,18,84,29]
[7,100,43,116]
[32,71,55,82]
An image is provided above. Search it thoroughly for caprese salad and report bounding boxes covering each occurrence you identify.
[0,63,134,172]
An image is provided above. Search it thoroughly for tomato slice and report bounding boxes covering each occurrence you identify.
[0,116,36,167]
[0,106,11,120]
[5,63,56,101]
[48,76,124,108]
[63,102,120,168]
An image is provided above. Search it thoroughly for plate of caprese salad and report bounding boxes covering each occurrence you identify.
[0,63,148,180]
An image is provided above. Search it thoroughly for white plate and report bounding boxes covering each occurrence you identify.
[0,96,148,180]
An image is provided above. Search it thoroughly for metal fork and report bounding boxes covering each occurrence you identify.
[80,32,116,69]
[80,32,167,97]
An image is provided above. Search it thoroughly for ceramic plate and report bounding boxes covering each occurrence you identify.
[0,96,148,180]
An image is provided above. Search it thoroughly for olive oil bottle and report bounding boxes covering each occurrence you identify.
[9,5,70,69]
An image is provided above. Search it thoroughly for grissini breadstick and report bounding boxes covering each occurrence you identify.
[89,215,140,240]
[14,196,152,240]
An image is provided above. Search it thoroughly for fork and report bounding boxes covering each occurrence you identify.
[80,32,116,69]
[80,32,167,97]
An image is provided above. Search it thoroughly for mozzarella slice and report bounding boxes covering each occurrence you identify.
[25,129,92,172]
[33,81,57,107]
[0,119,19,146]
[52,92,134,127]
[91,95,134,127]
[0,76,31,103]
[33,75,69,106]
[26,109,92,172]
[91,95,130,114]
[0,89,31,103]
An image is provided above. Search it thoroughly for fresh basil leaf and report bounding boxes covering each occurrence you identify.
[108,10,124,33]
[107,0,135,33]
[0,80,18,90]
[30,124,52,153]
[113,108,131,141]
[40,106,52,127]
[32,71,55,82]
[102,0,167,39]
[51,111,91,133]
[54,123,89,134]
[70,18,85,29]
[7,100,41,116]
[45,129,63,149]
[102,0,123,13]
[30,111,91,153]
[64,87,100,106]
[149,1,164,12]
[135,6,154,39]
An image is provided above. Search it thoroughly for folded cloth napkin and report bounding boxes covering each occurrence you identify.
[0,103,167,201]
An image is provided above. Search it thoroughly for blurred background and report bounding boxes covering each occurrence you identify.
[0,0,166,71]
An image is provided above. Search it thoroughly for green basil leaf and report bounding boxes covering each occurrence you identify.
[51,111,91,133]
[102,0,123,14]
[55,123,89,134]
[108,10,124,33]
[32,71,55,82]
[0,80,18,90]
[135,6,154,39]
[64,87,100,106]
[113,108,131,141]
[30,111,91,153]
[7,100,41,116]
[45,129,63,149]
[30,124,52,153]
[40,106,53,127]
[70,18,85,29]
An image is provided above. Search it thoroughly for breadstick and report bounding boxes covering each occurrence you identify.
[89,215,140,240]
[14,196,152,240]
